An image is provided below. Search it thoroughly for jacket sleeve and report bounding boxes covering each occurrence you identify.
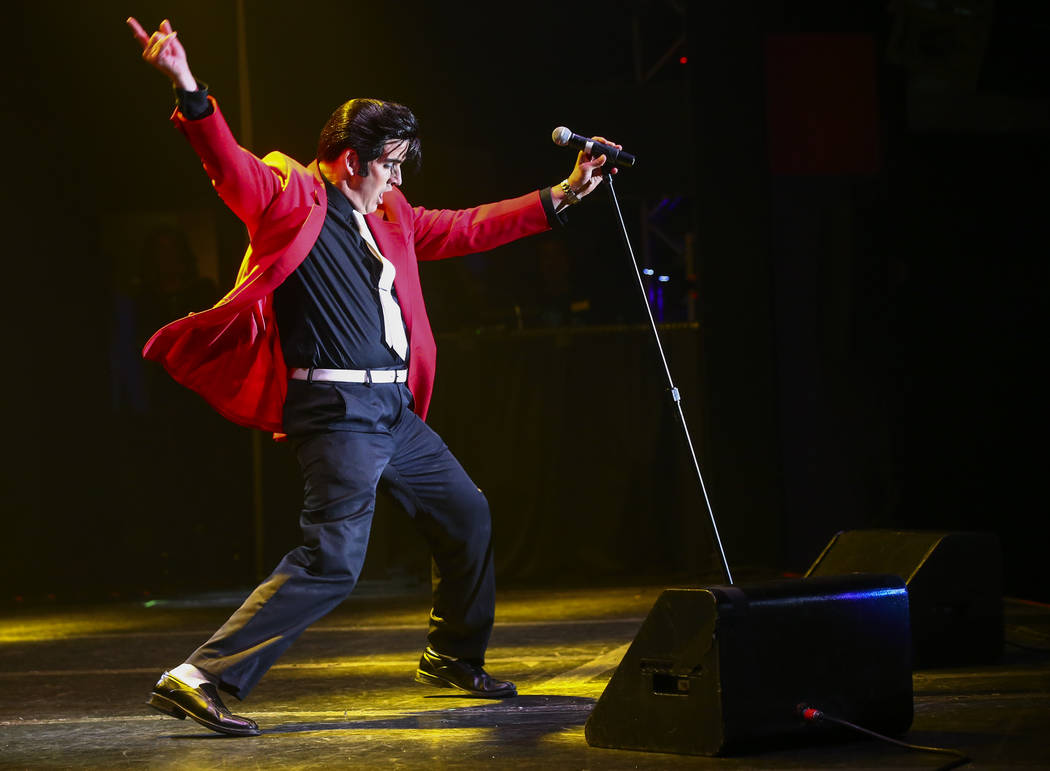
[409,190,552,262]
[171,96,283,235]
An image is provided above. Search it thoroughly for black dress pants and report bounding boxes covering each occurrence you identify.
[186,379,496,699]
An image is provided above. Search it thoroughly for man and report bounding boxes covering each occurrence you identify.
[127,17,617,737]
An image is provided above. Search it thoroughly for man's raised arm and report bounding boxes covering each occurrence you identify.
[125,16,285,235]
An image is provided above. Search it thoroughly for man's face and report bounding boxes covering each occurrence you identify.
[347,139,408,214]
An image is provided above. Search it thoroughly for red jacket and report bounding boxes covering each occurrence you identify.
[143,97,551,432]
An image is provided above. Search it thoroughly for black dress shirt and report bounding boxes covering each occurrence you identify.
[273,175,408,370]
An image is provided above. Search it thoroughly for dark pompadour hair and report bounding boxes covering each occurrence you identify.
[317,98,421,177]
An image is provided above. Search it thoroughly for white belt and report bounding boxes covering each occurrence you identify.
[290,368,408,384]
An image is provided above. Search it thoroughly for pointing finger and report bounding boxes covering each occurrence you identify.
[126,16,149,47]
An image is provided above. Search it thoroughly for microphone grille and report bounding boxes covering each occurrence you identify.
[552,126,571,146]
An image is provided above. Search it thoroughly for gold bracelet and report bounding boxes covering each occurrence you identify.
[559,179,582,206]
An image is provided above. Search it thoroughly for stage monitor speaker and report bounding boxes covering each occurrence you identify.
[584,574,913,757]
[805,530,1003,667]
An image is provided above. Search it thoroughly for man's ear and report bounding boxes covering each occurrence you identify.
[343,148,359,177]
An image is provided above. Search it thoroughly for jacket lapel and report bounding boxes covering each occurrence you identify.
[367,216,408,272]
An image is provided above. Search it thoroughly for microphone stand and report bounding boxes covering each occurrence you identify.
[603,174,734,585]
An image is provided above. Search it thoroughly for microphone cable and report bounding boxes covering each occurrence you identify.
[796,704,971,770]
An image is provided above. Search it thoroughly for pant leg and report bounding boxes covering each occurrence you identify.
[187,382,399,699]
[381,389,496,662]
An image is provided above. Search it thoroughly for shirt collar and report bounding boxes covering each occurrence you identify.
[320,173,360,224]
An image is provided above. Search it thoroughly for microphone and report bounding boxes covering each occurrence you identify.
[552,127,636,168]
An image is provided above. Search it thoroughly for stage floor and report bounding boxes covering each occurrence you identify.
[1,581,1047,769]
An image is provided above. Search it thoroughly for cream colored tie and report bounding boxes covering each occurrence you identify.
[351,210,409,360]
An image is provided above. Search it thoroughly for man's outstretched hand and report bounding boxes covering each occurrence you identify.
[568,135,620,197]
[551,135,621,210]
[127,17,196,91]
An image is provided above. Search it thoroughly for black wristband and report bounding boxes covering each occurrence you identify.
[540,186,568,228]
[173,81,212,120]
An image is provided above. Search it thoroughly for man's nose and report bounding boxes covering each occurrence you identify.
[391,166,402,185]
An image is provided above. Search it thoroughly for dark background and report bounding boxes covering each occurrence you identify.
[2,1,1046,604]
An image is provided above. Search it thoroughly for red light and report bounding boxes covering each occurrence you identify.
[679,56,688,65]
